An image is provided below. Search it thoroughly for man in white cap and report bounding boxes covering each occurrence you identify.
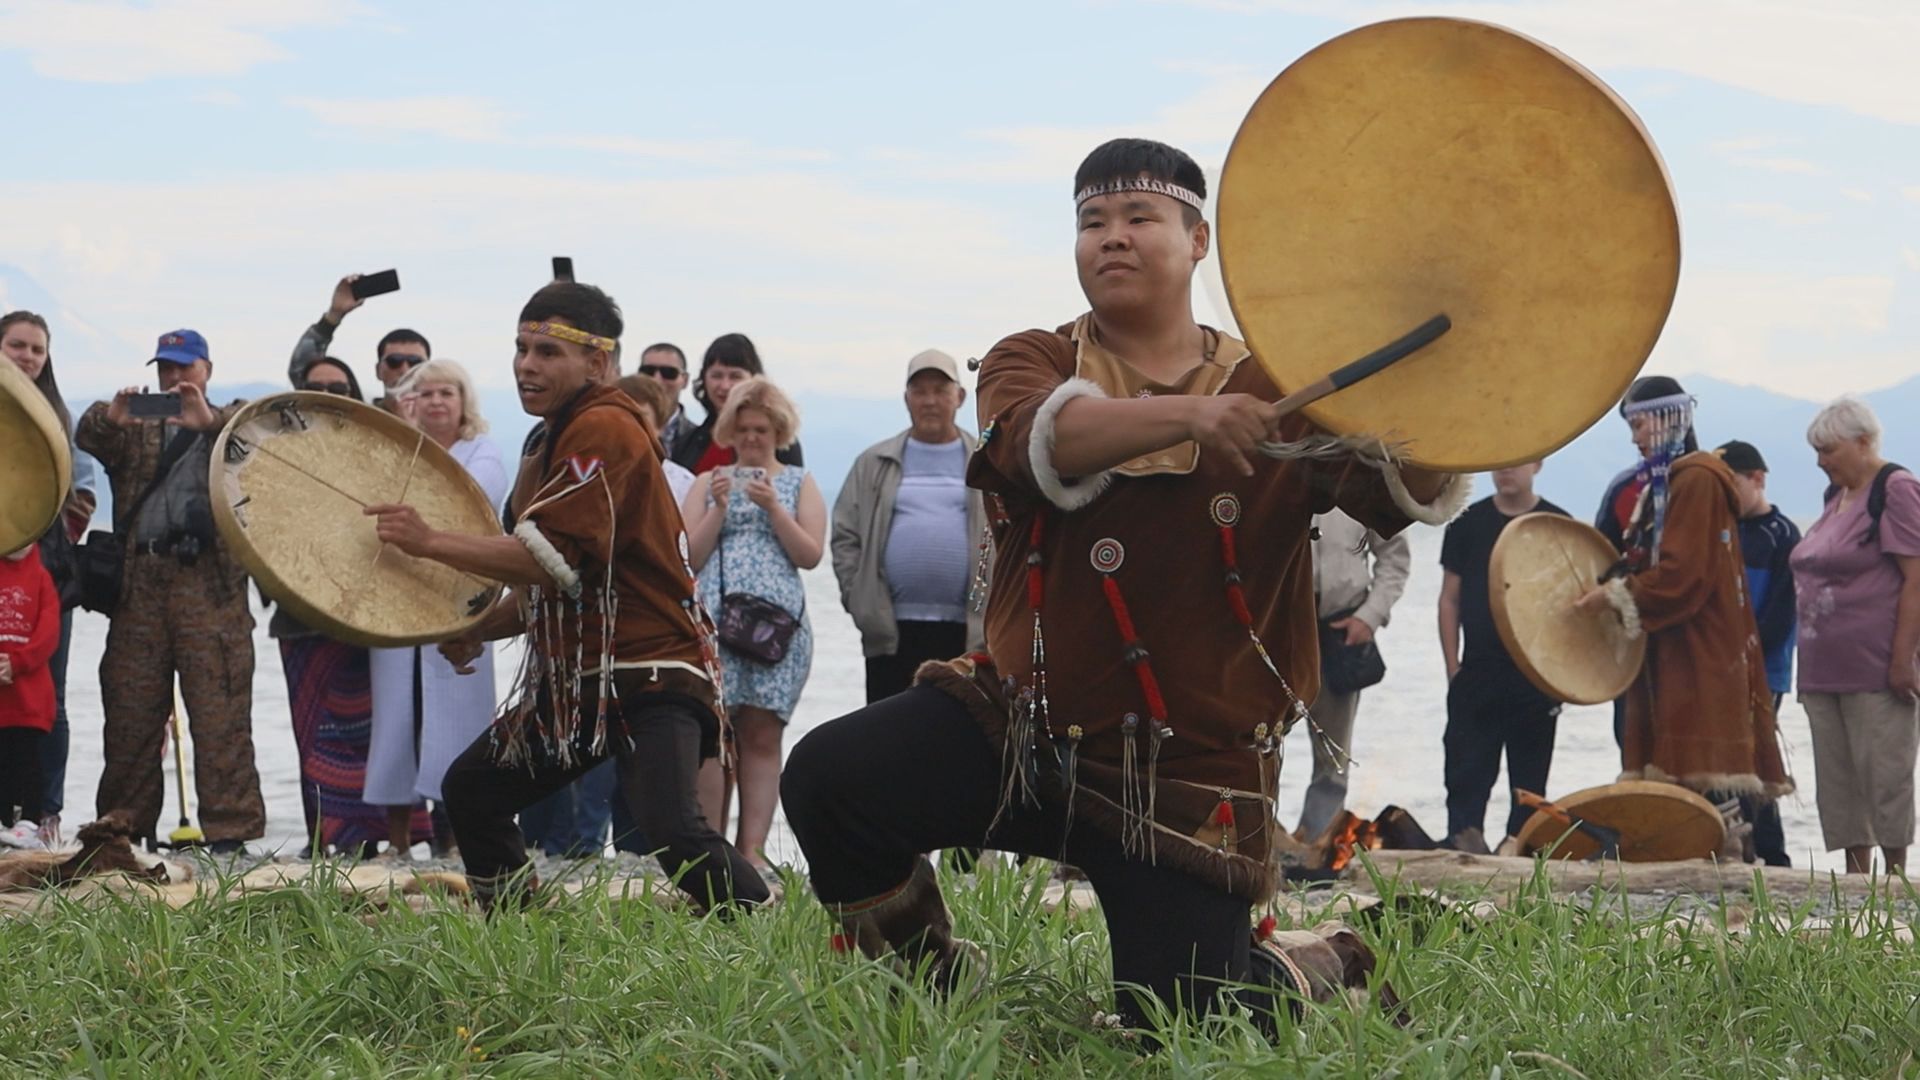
[831,349,987,702]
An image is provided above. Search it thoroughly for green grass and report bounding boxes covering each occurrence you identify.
[1,860,1916,1078]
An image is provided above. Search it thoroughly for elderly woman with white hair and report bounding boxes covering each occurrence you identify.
[366,359,511,858]
[1791,395,1920,875]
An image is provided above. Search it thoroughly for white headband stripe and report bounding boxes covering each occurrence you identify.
[1073,178,1205,213]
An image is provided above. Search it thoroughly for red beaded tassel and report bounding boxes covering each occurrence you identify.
[1211,790,1236,852]
[1217,516,1334,765]
[1095,551,1172,861]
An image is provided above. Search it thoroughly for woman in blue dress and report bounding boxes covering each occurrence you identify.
[684,377,825,872]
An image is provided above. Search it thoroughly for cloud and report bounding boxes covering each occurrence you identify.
[1841,188,1875,203]
[0,0,357,83]
[1707,135,1829,176]
[287,95,515,143]
[0,169,1074,396]
[1165,1,1920,126]
[1655,269,1902,396]
[284,96,832,165]
[1728,202,1832,227]
[1903,247,1920,272]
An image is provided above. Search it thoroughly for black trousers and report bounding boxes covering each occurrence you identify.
[442,691,768,910]
[1444,668,1560,840]
[1736,693,1790,867]
[0,728,48,825]
[782,686,1252,1027]
[863,620,970,705]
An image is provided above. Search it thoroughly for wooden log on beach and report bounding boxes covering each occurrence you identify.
[1342,849,1914,903]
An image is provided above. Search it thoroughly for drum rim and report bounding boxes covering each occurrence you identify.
[1216,15,1681,471]
[209,390,502,647]
[1488,511,1645,706]
[0,358,73,554]
[1514,779,1726,861]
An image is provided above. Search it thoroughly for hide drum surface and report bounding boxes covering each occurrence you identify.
[1218,17,1680,471]
[1490,512,1644,706]
[210,392,501,647]
[1517,781,1726,862]
[0,358,71,555]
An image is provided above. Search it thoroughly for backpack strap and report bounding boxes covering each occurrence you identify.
[1862,462,1908,547]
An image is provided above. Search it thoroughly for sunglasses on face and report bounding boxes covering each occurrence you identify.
[304,381,353,396]
[639,364,684,380]
[381,353,427,371]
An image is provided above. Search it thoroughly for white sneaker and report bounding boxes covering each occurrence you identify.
[38,814,60,848]
[0,820,48,851]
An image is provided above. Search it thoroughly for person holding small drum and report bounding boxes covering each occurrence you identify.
[365,359,509,858]
[682,376,826,874]
[1790,396,1919,875]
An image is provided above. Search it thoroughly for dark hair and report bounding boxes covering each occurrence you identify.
[1,310,70,434]
[693,332,765,417]
[1621,375,1698,454]
[376,328,432,361]
[301,355,366,402]
[518,282,624,345]
[640,342,687,368]
[616,372,674,435]
[1074,138,1208,226]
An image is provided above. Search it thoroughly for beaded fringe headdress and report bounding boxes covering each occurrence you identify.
[1622,392,1695,566]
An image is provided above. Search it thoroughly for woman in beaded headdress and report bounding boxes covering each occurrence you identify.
[1578,377,1793,810]
[781,138,1465,1030]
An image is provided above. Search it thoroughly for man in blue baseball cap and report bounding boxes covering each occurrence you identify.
[75,328,265,854]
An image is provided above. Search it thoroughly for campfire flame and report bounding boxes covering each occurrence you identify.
[1326,812,1384,872]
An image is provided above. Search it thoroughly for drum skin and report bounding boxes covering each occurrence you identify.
[1516,780,1726,862]
[1218,17,1680,471]
[1489,512,1644,706]
[210,392,502,647]
[0,358,71,555]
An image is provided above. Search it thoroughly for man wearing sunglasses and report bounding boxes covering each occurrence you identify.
[287,273,431,416]
[635,342,692,453]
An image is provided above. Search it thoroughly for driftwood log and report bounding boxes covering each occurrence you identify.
[1341,849,1913,903]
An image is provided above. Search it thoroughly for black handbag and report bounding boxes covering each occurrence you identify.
[77,429,199,617]
[712,516,803,665]
[1318,606,1386,695]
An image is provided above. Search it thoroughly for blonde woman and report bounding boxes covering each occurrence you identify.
[366,359,511,857]
[682,377,826,871]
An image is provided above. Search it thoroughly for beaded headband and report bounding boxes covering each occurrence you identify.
[520,321,617,352]
[1073,177,1206,213]
[1620,392,1693,417]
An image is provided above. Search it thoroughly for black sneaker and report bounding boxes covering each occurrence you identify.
[208,839,249,856]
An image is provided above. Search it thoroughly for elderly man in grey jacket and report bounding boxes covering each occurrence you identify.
[832,349,987,704]
[1299,508,1412,839]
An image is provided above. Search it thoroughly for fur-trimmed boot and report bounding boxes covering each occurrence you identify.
[829,856,985,995]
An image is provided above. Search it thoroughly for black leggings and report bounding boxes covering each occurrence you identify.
[442,694,768,910]
[0,728,47,825]
[782,686,1252,1027]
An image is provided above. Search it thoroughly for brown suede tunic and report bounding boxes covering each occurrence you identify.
[917,320,1436,901]
[1618,452,1793,797]
[499,384,718,761]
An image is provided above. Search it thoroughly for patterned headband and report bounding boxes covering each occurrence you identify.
[1073,177,1206,213]
[520,321,617,352]
[1621,392,1694,417]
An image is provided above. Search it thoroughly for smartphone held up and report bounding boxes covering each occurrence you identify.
[126,392,182,419]
[350,269,402,301]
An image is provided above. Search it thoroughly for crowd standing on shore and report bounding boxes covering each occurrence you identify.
[0,274,1914,883]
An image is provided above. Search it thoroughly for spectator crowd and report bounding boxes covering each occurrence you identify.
[1,281,1915,879]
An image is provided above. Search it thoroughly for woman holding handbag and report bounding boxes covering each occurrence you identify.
[683,377,825,873]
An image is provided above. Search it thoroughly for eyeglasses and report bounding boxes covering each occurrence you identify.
[381,353,427,371]
[304,381,353,396]
[639,364,684,380]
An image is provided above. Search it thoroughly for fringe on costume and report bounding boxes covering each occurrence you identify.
[1601,578,1643,640]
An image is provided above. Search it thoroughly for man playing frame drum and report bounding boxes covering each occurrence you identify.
[781,137,1466,1029]
[365,282,768,913]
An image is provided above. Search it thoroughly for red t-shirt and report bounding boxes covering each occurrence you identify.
[0,546,60,733]
[692,439,735,476]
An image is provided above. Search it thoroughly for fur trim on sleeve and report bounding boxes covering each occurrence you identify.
[513,520,582,597]
[1028,377,1114,511]
[1379,464,1471,526]
[1602,577,1642,640]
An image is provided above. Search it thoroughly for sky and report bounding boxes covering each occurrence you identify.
[1,0,1915,404]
